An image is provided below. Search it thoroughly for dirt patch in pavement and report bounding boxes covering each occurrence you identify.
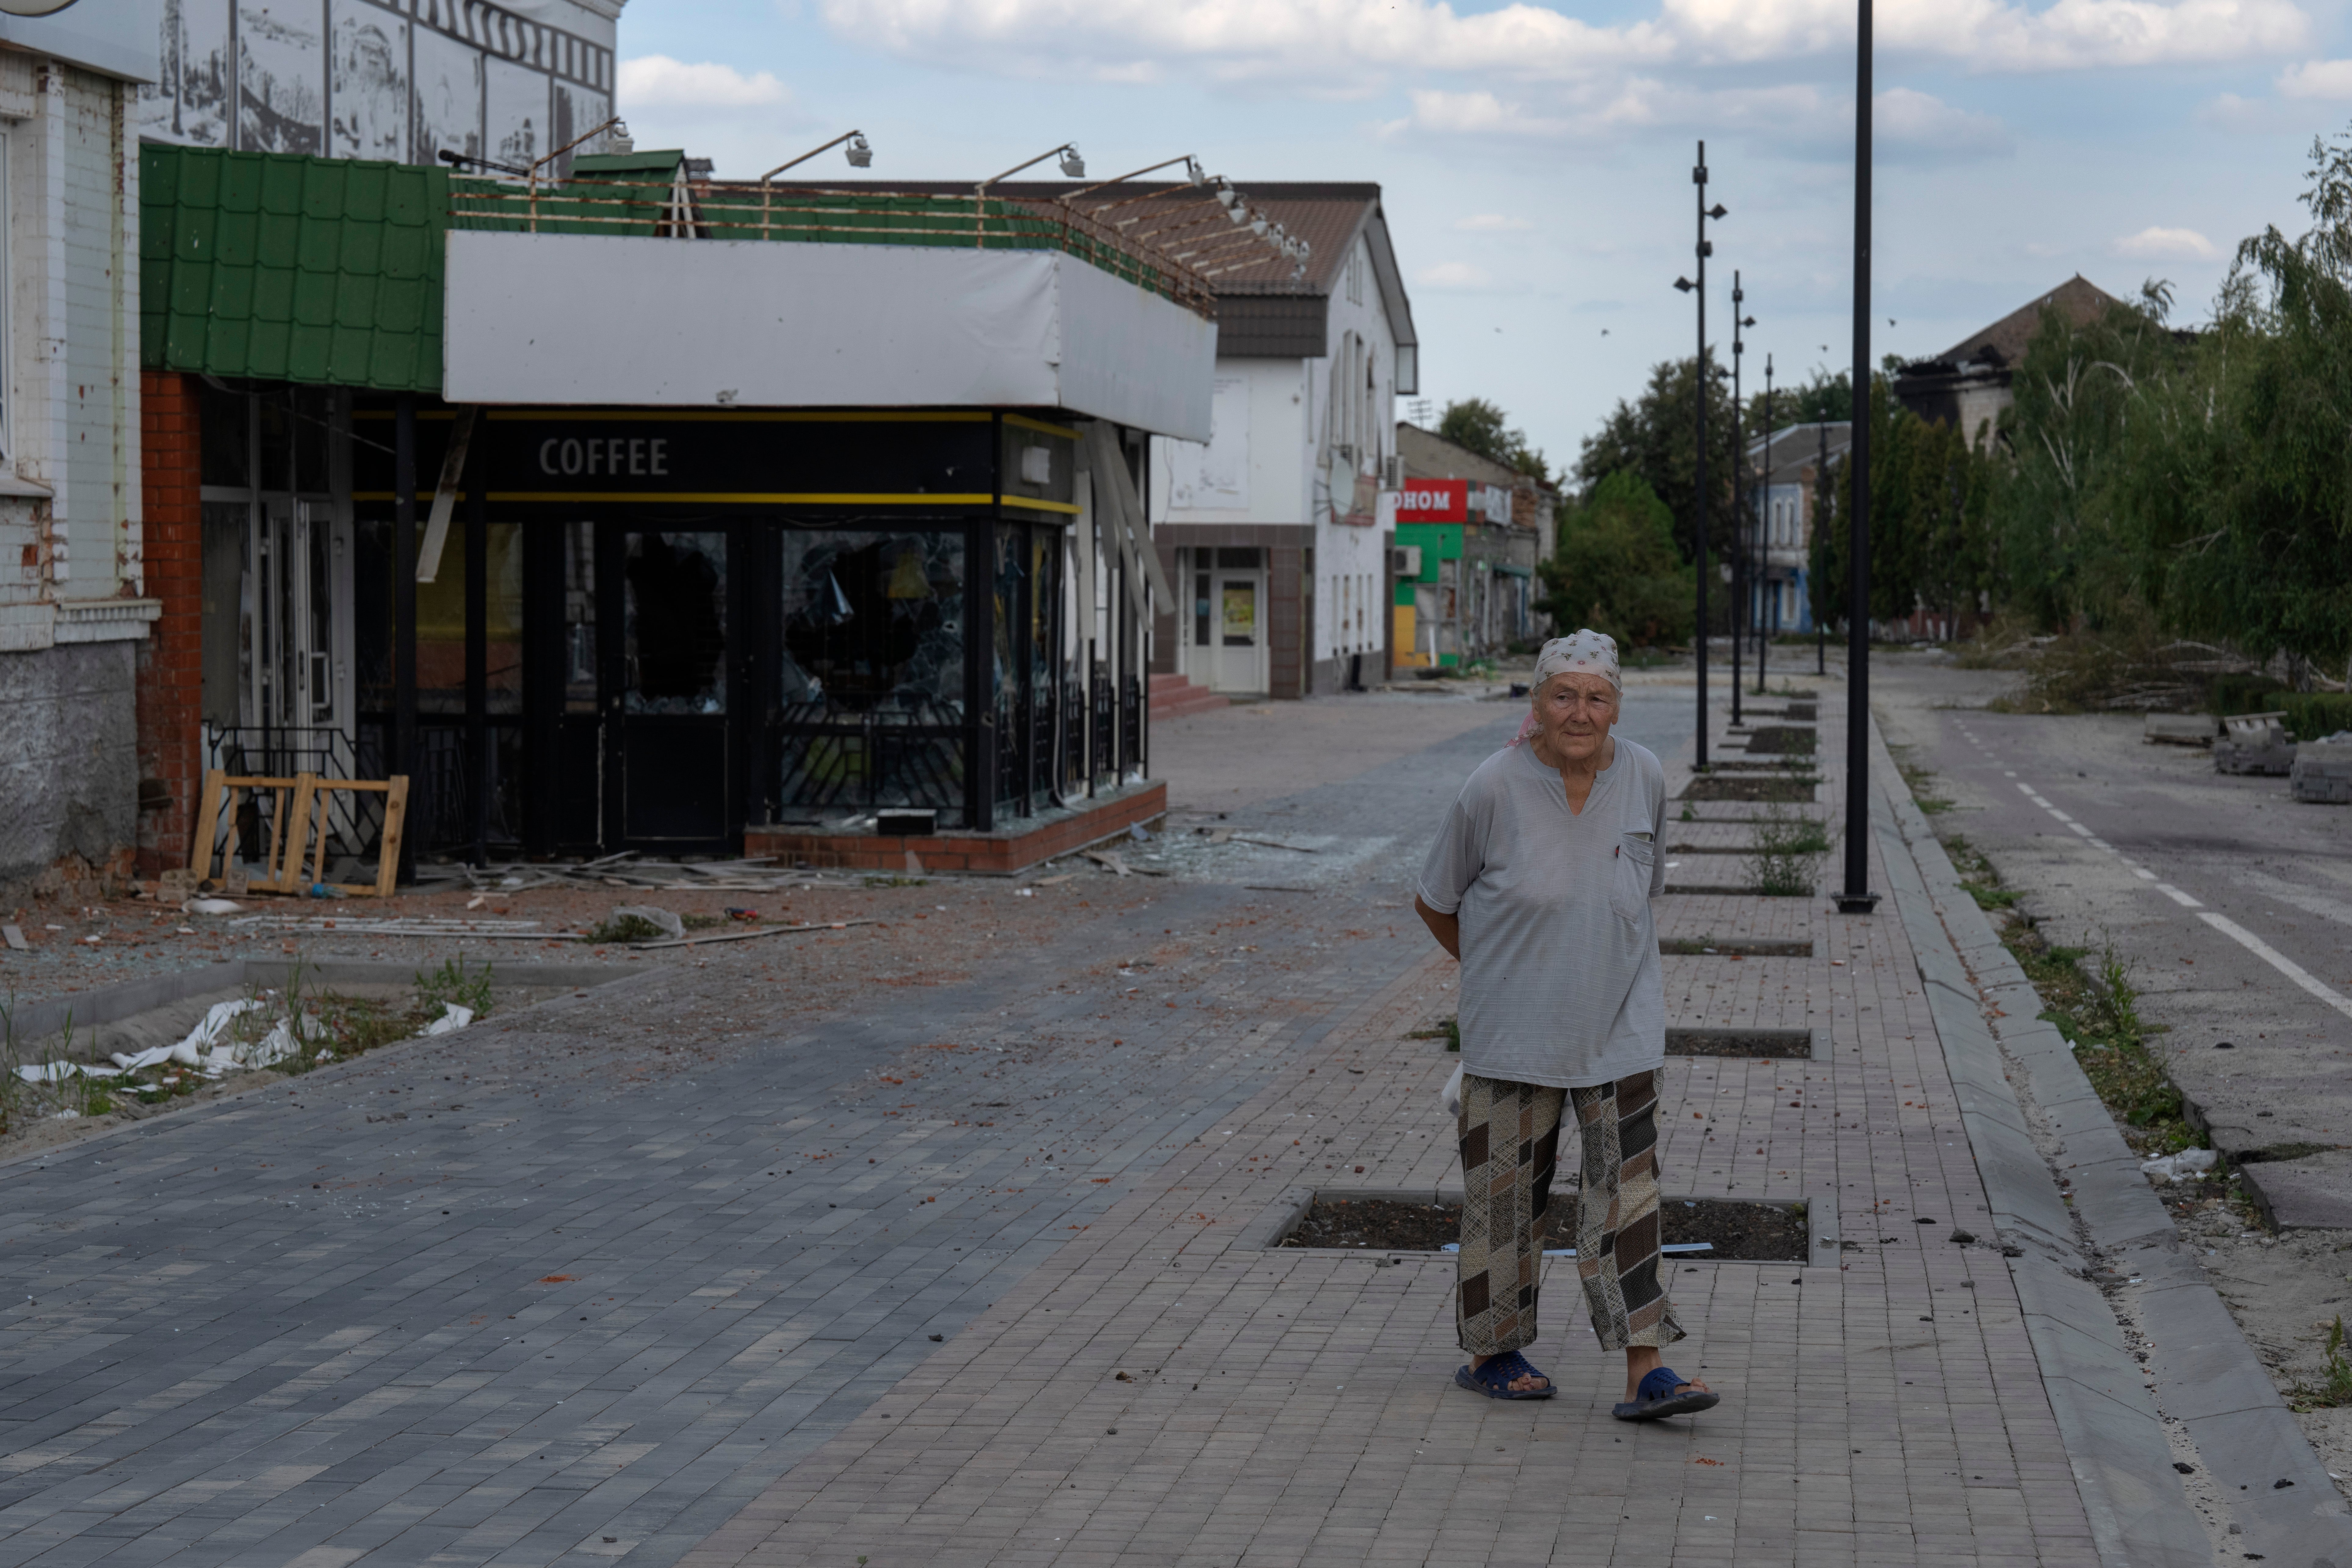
[1278,1195,1809,1260]
[1681,775,1817,802]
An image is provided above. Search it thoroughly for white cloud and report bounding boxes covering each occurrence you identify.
[2278,57,2352,96]
[617,56,792,109]
[1875,86,2016,158]
[1418,261,1495,289]
[2113,224,2219,258]
[1455,213,1534,231]
[822,0,2312,89]
[1394,82,2007,160]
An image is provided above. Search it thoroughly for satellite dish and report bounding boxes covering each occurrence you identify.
[0,0,81,16]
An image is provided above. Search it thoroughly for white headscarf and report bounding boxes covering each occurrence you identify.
[1535,629,1621,693]
[1509,629,1622,746]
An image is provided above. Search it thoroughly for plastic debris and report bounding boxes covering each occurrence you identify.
[2138,1147,2218,1183]
[183,897,242,915]
[609,905,686,940]
[419,1003,473,1037]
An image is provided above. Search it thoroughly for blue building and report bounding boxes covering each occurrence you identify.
[1746,421,1850,636]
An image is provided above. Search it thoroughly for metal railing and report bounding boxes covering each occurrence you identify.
[447,177,1219,319]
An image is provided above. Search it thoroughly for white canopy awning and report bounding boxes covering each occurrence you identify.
[442,230,1216,442]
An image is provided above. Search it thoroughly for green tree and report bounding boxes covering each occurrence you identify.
[2159,132,2352,674]
[1538,471,1696,649]
[1575,352,1738,571]
[1437,397,1550,483]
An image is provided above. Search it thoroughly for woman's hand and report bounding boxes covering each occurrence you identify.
[1414,895,1461,961]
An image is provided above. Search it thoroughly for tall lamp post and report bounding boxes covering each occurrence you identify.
[1837,0,1880,914]
[1729,274,1754,729]
[1758,353,1773,696]
[1673,143,1727,771]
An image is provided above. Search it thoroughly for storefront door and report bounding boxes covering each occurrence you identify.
[601,526,734,851]
[1191,547,1266,694]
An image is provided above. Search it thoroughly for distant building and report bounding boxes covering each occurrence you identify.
[1892,275,2120,444]
[1390,423,1545,667]
[1141,183,1419,699]
[1744,421,1852,636]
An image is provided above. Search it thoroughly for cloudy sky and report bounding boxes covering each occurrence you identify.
[615,0,2351,478]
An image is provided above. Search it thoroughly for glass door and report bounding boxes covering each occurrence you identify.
[603,526,733,850]
[1201,546,1265,694]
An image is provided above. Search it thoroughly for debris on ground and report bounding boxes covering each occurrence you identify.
[2141,1147,2220,1183]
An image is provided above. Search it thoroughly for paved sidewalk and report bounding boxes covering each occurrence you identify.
[682,686,2106,1567]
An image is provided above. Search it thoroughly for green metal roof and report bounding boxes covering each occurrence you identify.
[141,145,450,393]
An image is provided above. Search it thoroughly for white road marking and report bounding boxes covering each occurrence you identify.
[2066,822,2094,837]
[2130,867,2157,880]
[2156,885,2202,908]
[2197,912,2352,1021]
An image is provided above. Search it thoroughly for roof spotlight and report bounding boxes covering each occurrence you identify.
[1674,276,1696,293]
[1058,145,1086,177]
[845,132,873,168]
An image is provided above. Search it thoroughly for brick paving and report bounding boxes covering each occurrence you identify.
[680,686,2099,1568]
[0,687,2106,1566]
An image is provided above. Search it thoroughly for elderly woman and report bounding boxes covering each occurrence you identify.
[1414,630,1719,1420]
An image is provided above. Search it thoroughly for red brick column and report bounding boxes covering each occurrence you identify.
[135,370,204,879]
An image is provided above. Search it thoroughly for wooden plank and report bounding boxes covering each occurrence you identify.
[376,775,409,898]
[285,773,320,894]
[189,769,227,883]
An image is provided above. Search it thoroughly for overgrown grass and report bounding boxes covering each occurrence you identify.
[1909,775,2199,1157]
[2292,1316,2352,1412]
[2004,917,2194,1148]
[1943,835,2022,909]
[1895,756,1956,814]
[417,955,494,1018]
[1747,805,1830,896]
[1407,1017,1461,1052]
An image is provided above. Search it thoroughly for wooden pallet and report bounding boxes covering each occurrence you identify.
[189,770,410,898]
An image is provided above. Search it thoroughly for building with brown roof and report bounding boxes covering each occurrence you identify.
[1892,275,2121,443]
[803,179,1417,700]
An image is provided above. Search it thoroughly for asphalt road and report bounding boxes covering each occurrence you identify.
[1873,658,2352,1227]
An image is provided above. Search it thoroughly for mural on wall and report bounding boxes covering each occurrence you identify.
[137,0,613,171]
[237,2,325,154]
[329,0,407,162]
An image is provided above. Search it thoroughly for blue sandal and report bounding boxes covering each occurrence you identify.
[1455,1349,1556,1400]
[1612,1366,1720,1420]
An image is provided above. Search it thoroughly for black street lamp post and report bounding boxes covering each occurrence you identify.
[1730,275,1753,729]
[1674,143,1726,772]
[1758,353,1772,697]
[1837,0,1880,915]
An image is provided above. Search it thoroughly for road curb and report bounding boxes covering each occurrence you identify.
[1867,714,2352,1567]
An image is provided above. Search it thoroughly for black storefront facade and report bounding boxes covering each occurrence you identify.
[347,402,1146,861]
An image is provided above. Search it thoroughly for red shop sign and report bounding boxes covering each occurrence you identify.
[1391,478,1468,522]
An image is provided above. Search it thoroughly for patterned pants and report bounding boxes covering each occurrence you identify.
[1455,1070,1685,1356]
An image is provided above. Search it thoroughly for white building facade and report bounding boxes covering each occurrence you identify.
[0,4,156,890]
[1146,184,1417,698]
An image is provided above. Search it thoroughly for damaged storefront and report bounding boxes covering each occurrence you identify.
[145,144,1214,875]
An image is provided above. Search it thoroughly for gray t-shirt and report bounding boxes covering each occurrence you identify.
[1416,737,1668,1090]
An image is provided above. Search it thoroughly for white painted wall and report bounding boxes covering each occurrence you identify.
[0,55,152,653]
[444,232,1216,439]
[1148,225,1406,674]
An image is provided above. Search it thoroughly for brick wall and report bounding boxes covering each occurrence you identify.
[134,371,203,876]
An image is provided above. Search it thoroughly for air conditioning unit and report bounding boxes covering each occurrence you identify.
[1388,546,1422,578]
[1381,453,1401,488]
